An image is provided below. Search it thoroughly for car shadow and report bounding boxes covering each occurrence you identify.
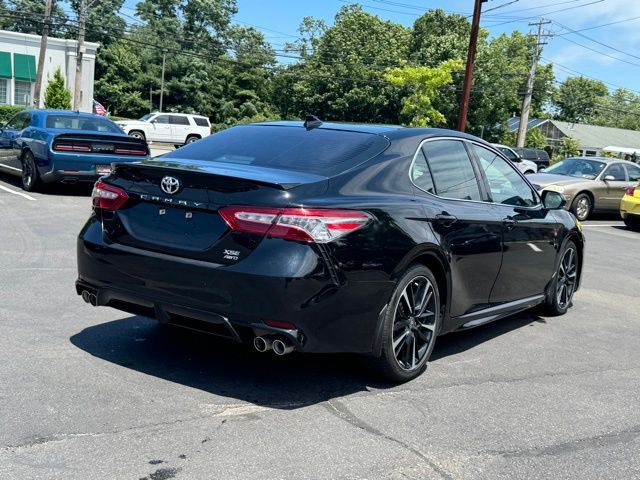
[70,311,545,409]
[0,170,92,196]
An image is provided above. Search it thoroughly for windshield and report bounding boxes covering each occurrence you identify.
[496,147,518,161]
[138,114,153,121]
[544,158,606,180]
[45,115,122,133]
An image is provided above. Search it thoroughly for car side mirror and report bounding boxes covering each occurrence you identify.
[542,190,566,210]
[603,175,615,182]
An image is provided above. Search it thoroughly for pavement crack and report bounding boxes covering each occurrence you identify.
[324,399,453,480]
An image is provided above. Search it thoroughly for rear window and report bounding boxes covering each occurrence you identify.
[194,117,209,127]
[165,125,390,176]
[46,115,121,133]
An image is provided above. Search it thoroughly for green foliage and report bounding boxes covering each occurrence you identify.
[0,105,24,124]
[384,59,463,126]
[554,77,608,122]
[588,88,640,130]
[559,137,580,158]
[44,68,72,110]
[525,128,547,148]
[0,0,68,36]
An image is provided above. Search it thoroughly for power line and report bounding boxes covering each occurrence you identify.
[482,0,605,27]
[553,35,640,69]
[555,15,640,35]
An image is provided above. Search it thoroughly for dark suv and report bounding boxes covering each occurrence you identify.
[76,121,584,382]
[512,147,550,170]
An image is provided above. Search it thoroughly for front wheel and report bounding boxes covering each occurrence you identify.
[21,150,42,192]
[544,240,579,316]
[571,193,591,221]
[371,265,441,383]
[185,135,200,145]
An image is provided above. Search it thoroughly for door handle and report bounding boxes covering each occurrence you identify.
[503,217,517,229]
[434,213,458,226]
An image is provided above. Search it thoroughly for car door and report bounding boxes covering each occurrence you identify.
[600,163,629,210]
[169,115,191,144]
[0,112,28,169]
[412,139,504,318]
[147,114,172,142]
[469,142,561,302]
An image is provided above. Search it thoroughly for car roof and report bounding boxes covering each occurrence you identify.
[565,156,638,165]
[151,112,205,117]
[22,109,108,119]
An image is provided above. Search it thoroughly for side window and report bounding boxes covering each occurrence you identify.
[153,115,169,124]
[604,164,626,181]
[626,164,640,182]
[421,140,482,201]
[471,143,538,207]
[6,113,27,130]
[193,117,209,127]
[170,115,190,125]
[411,148,435,194]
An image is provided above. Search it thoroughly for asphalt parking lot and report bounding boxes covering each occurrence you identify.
[0,173,639,480]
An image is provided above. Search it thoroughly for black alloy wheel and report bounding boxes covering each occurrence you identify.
[544,241,578,315]
[373,265,441,382]
[21,150,41,192]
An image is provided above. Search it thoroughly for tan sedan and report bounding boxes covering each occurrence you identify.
[527,157,640,221]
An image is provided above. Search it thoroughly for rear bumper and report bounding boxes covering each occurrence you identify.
[76,217,394,353]
[39,153,147,184]
[620,195,640,219]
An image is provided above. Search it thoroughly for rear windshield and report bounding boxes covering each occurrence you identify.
[46,115,122,133]
[164,125,390,176]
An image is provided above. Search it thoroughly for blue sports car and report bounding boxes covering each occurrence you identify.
[0,109,149,191]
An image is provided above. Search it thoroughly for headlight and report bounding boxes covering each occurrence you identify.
[544,184,565,194]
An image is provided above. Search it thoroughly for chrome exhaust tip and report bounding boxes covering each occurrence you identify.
[253,336,273,353]
[88,294,97,306]
[272,338,294,356]
[81,290,91,304]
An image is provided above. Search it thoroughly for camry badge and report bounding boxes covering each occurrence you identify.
[160,176,180,195]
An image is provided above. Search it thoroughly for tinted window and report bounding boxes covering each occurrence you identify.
[6,112,30,130]
[471,144,538,207]
[170,115,190,125]
[421,140,481,201]
[626,164,640,182]
[194,117,209,127]
[45,115,121,133]
[164,125,389,176]
[139,113,153,121]
[603,164,626,181]
[153,115,169,124]
[411,148,435,194]
[545,158,606,179]
[497,147,518,161]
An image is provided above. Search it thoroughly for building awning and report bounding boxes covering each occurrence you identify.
[13,53,36,81]
[602,146,640,155]
[0,52,11,78]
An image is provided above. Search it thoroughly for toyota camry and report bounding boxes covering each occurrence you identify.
[76,118,584,382]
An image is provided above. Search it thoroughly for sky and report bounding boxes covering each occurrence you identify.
[121,0,640,95]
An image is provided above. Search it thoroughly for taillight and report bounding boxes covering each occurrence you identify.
[54,143,91,152]
[626,187,636,196]
[113,147,147,156]
[92,180,128,211]
[219,206,370,243]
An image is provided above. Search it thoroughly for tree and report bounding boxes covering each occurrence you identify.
[559,137,580,158]
[554,76,608,122]
[44,67,71,109]
[0,0,68,36]
[525,128,547,148]
[384,59,463,126]
[589,88,640,131]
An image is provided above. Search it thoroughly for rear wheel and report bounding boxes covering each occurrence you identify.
[624,216,640,231]
[371,265,441,383]
[571,193,592,221]
[21,150,42,192]
[544,240,578,316]
[128,130,145,141]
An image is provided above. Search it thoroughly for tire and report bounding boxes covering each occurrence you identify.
[544,240,579,316]
[571,193,592,221]
[21,150,42,192]
[624,216,640,231]
[185,135,200,145]
[174,144,182,149]
[524,170,535,175]
[370,264,441,383]
[128,130,145,141]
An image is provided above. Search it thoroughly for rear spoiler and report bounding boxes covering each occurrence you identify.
[112,159,328,190]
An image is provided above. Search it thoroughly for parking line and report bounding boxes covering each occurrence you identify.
[0,184,36,201]
[582,224,622,227]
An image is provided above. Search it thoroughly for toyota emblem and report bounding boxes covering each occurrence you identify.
[160,176,181,195]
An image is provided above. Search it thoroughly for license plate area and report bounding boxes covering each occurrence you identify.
[96,165,112,176]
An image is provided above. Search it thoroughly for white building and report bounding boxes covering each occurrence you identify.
[0,30,99,112]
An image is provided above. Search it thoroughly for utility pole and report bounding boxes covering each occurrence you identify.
[33,0,52,108]
[73,0,86,110]
[457,0,487,132]
[516,19,552,147]
[159,50,167,112]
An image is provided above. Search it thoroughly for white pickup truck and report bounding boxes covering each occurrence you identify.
[116,113,211,147]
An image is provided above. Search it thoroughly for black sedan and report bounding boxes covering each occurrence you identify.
[76,119,584,382]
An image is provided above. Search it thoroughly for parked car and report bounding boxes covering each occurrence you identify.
[620,182,640,230]
[528,157,640,221]
[512,147,550,170]
[0,109,149,192]
[491,143,537,174]
[116,112,211,147]
[76,119,584,382]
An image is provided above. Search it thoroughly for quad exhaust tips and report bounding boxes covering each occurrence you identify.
[253,335,294,355]
[81,290,97,306]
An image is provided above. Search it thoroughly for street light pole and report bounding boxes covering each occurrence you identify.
[457,0,487,132]
[33,0,52,108]
[159,50,167,112]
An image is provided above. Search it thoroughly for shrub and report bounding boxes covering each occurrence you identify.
[44,67,72,110]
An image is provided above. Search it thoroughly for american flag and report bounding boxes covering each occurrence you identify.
[93,100,106,116]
